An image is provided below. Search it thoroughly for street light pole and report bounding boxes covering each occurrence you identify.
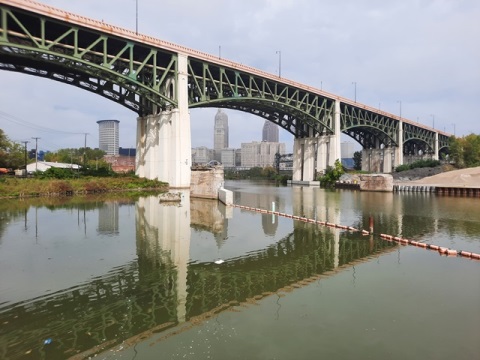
[397,100,402,119]
[431,114,435,129]
[32,137,40,172]
[352,82,357,102]
[135,0,138,34]
[276,50,281,78]
[21,140,29,174]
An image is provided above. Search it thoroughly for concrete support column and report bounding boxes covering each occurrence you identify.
[332,100,342,166]
[136,53,191,188]
[292,138,303,182]
[383,149,395,173]
[434,132,439,160]
[293,137,316,181]
[397,120,404,166]
[316,136,329,173]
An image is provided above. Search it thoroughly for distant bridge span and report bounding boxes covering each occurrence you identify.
[0,0,451,186]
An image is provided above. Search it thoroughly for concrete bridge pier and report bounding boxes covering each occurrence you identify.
[292,137,316,182]
[292,100,341,182]
[136,54,192,188]
[362,148,397,173]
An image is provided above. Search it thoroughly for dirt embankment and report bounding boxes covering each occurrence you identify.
[394,166,480,187]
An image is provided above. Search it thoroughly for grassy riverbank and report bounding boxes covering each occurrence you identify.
[0,176,168,198]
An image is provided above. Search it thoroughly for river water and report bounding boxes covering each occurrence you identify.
[0,181,478,360]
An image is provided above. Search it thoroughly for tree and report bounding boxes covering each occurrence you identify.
[463,134,480,167]
[449,134,480,168]
[0,129,25,169]
[43,148,106,166]
[353,151,362,170]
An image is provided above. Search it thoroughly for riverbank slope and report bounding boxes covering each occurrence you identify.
[396,166,480,188]
[0,176,168,198]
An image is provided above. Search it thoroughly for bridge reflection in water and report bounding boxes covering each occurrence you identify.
[0,194,396,359]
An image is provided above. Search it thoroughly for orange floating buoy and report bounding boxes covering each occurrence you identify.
[429,245,439,250]
[459,251,472,258]
[438,247,448,254]
[417,243,427,248]
[446,249,457,256]
[409,241,419,246]
[471,253,480,260]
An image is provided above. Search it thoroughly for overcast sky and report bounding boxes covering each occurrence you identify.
[0,0,479,153]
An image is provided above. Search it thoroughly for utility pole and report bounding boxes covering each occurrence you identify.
[83,133,89,169]
[32,137,40,172]
[21,140,29,175]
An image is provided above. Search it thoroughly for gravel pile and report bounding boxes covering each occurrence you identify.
[408,166,480,187]
[392,166,447,182]
[340,165,480,187]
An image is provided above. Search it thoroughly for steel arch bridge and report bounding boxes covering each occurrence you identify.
[0,0,451,184]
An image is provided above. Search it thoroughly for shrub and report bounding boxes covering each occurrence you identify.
[48,180,74,194]
[318,159,344,187]
[37,167,78,179]
[395,159,440,172]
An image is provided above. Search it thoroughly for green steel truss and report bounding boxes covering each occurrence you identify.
[341,103,399,148]
[0,3,450,153]
[187,58,336,137]
[0,4,178,116]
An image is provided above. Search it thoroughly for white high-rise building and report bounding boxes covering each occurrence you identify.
[241,141,286,168]
[220,148,236,168]
[213,109,229,161]
[97,120,120,156]
[192,146,213,164]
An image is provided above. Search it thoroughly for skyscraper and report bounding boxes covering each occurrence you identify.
[97,120,120,155]
[213,109,229,161]
[262,120,279,142]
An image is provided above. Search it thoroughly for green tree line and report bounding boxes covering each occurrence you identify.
[448,134,480,168]
[1,128,107,171]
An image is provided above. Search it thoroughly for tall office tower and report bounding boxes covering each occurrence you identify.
[262,120,279,142]
[213,109,229,161]
[97,119,120,155]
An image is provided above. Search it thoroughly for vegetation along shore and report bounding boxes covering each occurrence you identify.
[0,170,168,199]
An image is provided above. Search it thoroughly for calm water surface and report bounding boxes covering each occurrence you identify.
[0,181,478,359]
